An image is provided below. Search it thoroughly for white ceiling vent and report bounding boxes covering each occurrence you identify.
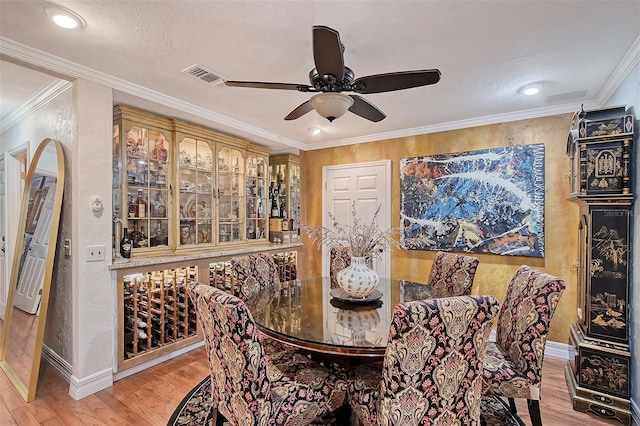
[182,64,225,86]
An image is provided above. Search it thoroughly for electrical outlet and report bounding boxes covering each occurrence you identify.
[87,245,105,262]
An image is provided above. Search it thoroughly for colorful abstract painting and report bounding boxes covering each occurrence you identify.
[400,144,545,257]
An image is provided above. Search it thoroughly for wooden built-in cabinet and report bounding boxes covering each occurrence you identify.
[113,106,272,258]
[112,105,303,376]
[113,106,173,255]
[565,106,634,425]
[113,248,301,374]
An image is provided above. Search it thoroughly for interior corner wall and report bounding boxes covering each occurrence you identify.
[605,59,640,418]
[0,85,75,364]
[300,113,578,345]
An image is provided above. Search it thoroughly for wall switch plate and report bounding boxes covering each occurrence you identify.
[87,245,105,262]
[64,239,71,258]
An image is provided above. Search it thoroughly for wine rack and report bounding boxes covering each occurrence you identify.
[273,251,297,282]
[122,265,198,361]
[208,251,298,294]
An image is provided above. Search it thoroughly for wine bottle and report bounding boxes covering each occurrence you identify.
[155,193,166,218]
[120,228,132,259]
[128,317,147,329]
[136,189,147,218]
[270,191,279,218]
[137,329,148,339]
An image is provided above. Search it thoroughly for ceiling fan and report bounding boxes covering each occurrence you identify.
[225,25,441,123]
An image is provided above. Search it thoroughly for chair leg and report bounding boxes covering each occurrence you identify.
[527,399,542,426]
[508,397,517,414]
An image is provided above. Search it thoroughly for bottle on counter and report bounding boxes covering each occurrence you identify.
[120,228,132,259]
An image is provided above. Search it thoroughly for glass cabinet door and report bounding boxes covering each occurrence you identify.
[268,154,301,241]
[124,126,170,249]
[289,162,301,233]
[178,138,214,246]
[113,124,122,241]
[245,154,267,241]
[217,146,244,244]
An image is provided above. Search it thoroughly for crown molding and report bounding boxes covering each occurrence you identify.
[596,35,640,105]
[309,100,600,150]
[0,79,72,134]
[0,36,304,149]
[1,34,633,151]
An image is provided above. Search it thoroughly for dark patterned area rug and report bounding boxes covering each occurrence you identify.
[168,376,524,426]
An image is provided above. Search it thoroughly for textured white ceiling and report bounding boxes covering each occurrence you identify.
[1,1,639,152]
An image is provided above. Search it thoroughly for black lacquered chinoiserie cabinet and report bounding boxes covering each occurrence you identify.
[564,105,635,424]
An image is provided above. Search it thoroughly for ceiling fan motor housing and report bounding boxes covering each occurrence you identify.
[309,67,355,92]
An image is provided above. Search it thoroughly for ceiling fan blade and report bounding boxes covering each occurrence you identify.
[348,95,386,122]
[284,100,314,120]
[225,81,312,91]
[353,69,441,94]
[312,26,345,82]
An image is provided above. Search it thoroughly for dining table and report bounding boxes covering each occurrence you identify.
[250,276,454,362]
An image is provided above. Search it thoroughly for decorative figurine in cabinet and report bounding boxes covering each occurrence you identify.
[565,105,634,424]
[113,105,173,257]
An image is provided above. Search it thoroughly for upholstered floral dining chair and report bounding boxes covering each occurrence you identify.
[230,253,294,356]
[482,265,566,426]
[188,283,348,426]
[427,251,480,296]
[348,295,500,425]
[231,253,280,300]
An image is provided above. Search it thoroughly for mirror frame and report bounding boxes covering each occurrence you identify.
[0,138,65,402]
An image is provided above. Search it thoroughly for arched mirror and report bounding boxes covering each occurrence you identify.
[0,138,65,402]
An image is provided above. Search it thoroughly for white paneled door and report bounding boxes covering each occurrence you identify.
[322,160,392,278]
[14,178,57,314]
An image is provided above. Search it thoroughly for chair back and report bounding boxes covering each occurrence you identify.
[495,265,566,387]
[329,246,351,288]
[427,251,479,296]
[231,253,280,301]
[380,295,499,425]
[187,283,272,425]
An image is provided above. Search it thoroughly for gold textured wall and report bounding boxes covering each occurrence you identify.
[300,113,578,344]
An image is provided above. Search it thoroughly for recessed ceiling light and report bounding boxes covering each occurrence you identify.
[43,4,86,30]
[311,128,322,135]
[519,83,542,96]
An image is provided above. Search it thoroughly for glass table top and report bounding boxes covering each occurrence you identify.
[250,277,450,358]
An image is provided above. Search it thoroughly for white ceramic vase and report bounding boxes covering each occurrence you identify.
[336,256,379,298]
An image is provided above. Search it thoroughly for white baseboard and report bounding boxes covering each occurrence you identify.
[544,339,570,360]
[42,344,73,382]
[113,340,204,382]
[69,368,113,400]
[42,344,114,400]
[489,330,570,360]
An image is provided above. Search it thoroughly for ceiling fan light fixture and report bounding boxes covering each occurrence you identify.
[310,93,354,122]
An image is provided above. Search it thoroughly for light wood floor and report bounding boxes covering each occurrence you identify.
[0,349,625,425]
